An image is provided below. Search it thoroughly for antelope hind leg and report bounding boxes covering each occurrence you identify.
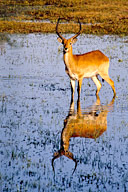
[92,76,102,96]
[99,73,116,97]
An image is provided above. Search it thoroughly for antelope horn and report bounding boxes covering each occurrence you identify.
[72,159,78,175]
[72,18,81,39]
[52,151,62,173]
[56,18,65,40]
[65,150,78,174]
[52,150,78,174]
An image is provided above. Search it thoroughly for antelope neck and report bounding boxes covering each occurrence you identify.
[64,48,74,63]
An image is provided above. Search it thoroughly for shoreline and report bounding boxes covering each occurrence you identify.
[0,20,128,36]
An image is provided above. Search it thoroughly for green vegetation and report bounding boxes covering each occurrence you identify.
[0,0,128,35]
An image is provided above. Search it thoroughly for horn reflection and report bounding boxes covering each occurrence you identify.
[52,96,115,174]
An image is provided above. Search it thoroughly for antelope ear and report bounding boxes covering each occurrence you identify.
[57,37,63,43]
[72,38,77,44]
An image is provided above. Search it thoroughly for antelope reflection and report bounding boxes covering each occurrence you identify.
[52,96,115,173]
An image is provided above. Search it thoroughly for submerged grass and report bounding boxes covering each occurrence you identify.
[0,0,128,35]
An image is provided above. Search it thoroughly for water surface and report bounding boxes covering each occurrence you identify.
[0,33,128,192]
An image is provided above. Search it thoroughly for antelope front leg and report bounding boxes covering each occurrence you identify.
[77,79,83,99]
[70,79,75,102]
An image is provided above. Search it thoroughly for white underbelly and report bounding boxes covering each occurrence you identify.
[66,69,98,80]
[83,70,98,78]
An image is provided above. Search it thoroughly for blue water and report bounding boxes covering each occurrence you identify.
[0,33,128,192]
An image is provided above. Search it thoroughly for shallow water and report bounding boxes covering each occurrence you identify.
[0,33,128,192]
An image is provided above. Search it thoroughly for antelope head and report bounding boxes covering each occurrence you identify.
[56,18,81,54]
[52,147,77,175]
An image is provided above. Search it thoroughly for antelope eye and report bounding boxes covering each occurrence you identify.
[70,42,72,45]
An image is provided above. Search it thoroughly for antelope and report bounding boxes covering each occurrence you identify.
[52,96,115,174]
[56,18,116,101]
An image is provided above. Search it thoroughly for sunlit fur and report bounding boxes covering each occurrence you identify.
[56,18,116,101]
